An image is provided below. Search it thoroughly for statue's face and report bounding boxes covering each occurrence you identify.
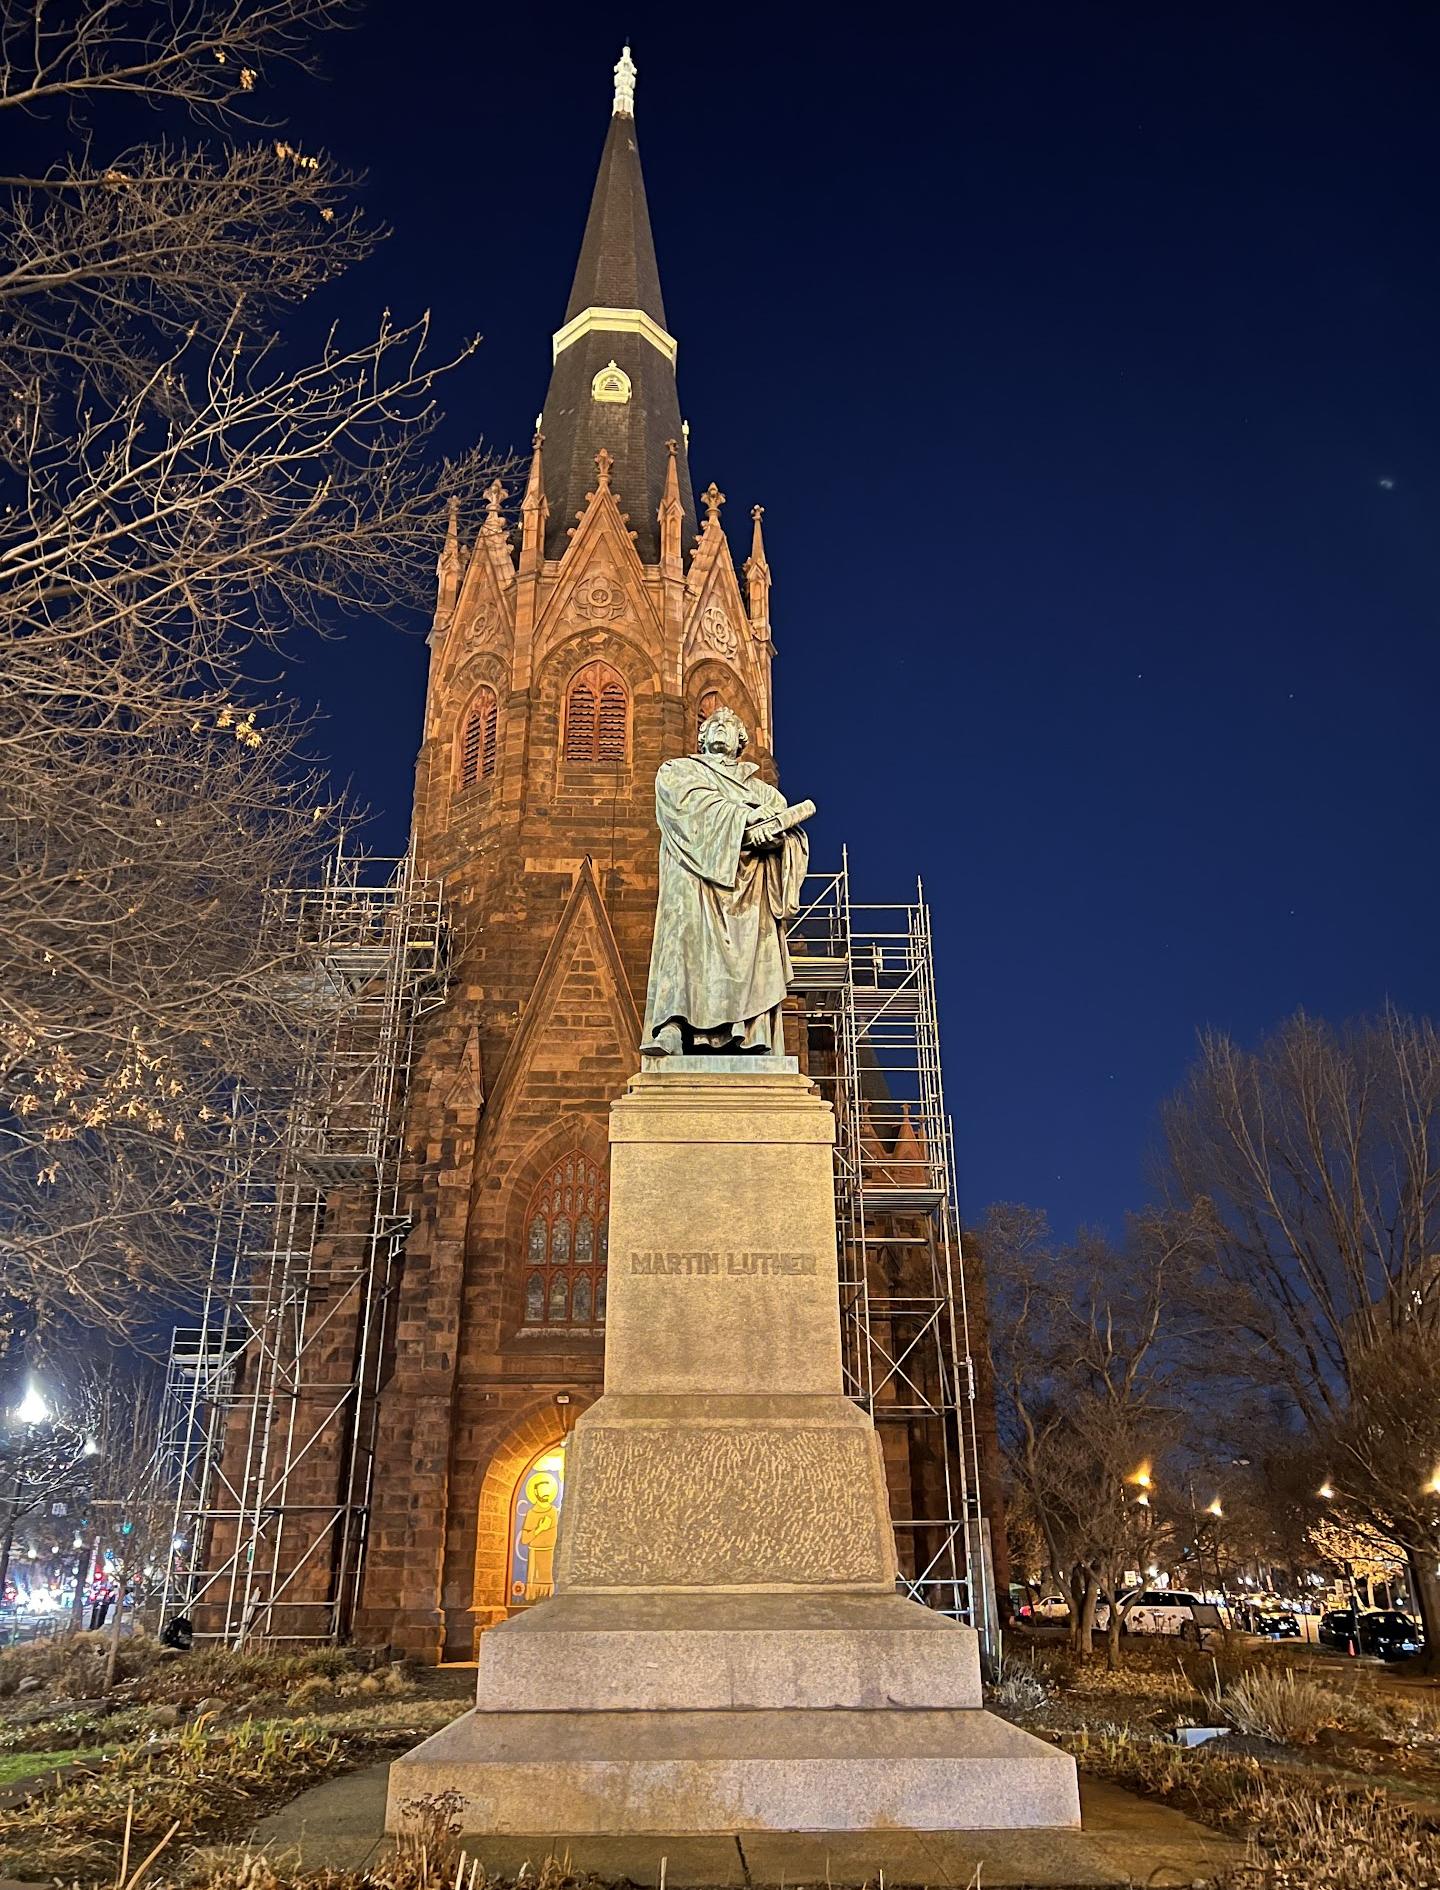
[699,714,744,758]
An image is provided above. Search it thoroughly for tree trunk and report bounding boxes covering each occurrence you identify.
[1073,1569,1099,1656]
[104,1570,128,1689]
[1406,1550,1440,1674]
[0,1515,14,1606]
[1106,1594,1124,1669]
[68,1538,98,1638]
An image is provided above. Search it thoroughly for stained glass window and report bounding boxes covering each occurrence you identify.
[521,1152,609,1328]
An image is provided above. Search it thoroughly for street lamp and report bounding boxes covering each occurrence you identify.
[13,1383,51,1426]
[1317,1481,1336,1500]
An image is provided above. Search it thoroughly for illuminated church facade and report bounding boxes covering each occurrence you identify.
[354,50,782,1658]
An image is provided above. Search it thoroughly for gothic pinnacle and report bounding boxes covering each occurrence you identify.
[613,43,636,118]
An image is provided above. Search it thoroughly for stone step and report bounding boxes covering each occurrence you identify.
[475,1591,982,1713]
[387,1705,1081,1836]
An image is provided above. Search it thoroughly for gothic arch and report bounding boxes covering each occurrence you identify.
[469,1395,593,1632]
[562,659,629,765]
[487,1114,611,1339]
[536,629,660,702]
[684,661,759,751]
[456,684,499,788]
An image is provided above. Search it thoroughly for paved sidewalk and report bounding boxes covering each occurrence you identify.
[247,1763,1241,1886]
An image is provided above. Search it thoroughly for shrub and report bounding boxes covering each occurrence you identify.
[1179,1630,1264,1695]
[1213,1669,1348,1746]
[990,1665,1050,1715]
[1025,1641,1082,1690]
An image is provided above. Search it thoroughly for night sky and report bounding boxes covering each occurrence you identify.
[278,2,1440,1239]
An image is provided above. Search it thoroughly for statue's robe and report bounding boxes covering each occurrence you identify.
[642,753,808,1053]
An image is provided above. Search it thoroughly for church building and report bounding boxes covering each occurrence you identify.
[354,49,783,1659]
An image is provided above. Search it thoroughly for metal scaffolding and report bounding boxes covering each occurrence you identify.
[157,846,447,1644]
[155,844,987,1653]
[789,851,993,1647]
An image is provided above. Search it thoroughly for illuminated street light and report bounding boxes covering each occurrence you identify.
[1317,1481,1336,1500]
[1127,1461,1153,1492]
[1424,1467,1440,1497]
[1206,1497,1224,1519]
[13,1382,51,1425]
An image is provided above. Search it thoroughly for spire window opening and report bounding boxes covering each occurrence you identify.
[696,688,726,746]
[522,1153,608,1331]
[564,661,629,765]
[459,688,499,788]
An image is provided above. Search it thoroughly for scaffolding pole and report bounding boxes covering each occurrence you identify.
[157,846,447,1645]
[789,851,994,1652]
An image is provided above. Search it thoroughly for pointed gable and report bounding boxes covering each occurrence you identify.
[679,483,767,715]
[481,859,642,1140]
[531,451,665,677]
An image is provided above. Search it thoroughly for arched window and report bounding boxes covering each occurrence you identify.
[564,662,628,764]
[523,1152,609,1329]
[696,688,724,745]
[459,687,499,787]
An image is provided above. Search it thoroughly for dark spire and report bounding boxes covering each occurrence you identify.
[538,48,695,564]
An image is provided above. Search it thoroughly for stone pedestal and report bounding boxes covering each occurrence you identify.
[388,1060,1078,1835]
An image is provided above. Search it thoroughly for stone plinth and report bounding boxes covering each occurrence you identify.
[388,1060,1079,1835]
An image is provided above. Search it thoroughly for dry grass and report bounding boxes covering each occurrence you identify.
[0,1632,373,1709]
[1212,1669,1351,1746]
[1225,1782,1440,1889]
[1068,1726,1440,1890]
[0,1697,461,1880]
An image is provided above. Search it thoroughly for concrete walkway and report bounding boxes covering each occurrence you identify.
[247,1763,1241,1886]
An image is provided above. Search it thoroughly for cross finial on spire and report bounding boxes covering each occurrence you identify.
[613,43,637,117]
[594,446,615,488]
[701,481,725,525]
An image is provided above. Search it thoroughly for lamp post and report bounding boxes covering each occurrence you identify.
[0,1382,90,1610]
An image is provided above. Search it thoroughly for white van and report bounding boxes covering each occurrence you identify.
[1123,1589,1204,1636]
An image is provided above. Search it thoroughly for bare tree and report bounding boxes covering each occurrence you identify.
[985,1204,1192,1664]
[1163,1010,1440,1650]
[0,1,502,1329]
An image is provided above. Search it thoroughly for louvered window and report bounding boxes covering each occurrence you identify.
[522,1153,608,1330]
[564,662,628,764]
[459,688,499,787]
[696,689,724,745]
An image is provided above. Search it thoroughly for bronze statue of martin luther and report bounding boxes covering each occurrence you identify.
[640,707,814,1058]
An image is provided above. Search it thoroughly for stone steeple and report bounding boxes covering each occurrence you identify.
[539,47,696,562]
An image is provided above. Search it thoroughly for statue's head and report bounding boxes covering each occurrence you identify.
[697,706,749,759]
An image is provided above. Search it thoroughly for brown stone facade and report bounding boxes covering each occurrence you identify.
[349,443,777,1660]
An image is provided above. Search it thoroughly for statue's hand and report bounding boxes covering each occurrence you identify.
[744,817,782,851]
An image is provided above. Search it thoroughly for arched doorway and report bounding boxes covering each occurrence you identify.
[506,1442,568,1609]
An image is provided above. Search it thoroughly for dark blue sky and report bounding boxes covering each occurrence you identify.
[286,2,1440,1238]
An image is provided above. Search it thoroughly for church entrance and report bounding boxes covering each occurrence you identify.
[506,1442,567,1610]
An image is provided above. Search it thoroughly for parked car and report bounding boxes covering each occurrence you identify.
[1122,1589,1205,1636]
[1232,1602,1292,1648]
[1319,1607,1422,1661]
[1019,1592,1113,1629]
[1254,1610,1300,1640]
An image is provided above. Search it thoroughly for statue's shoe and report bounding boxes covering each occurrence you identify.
[639,1022,684,1056]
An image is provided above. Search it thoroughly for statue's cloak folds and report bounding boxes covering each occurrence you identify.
[642,754,808,1052]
